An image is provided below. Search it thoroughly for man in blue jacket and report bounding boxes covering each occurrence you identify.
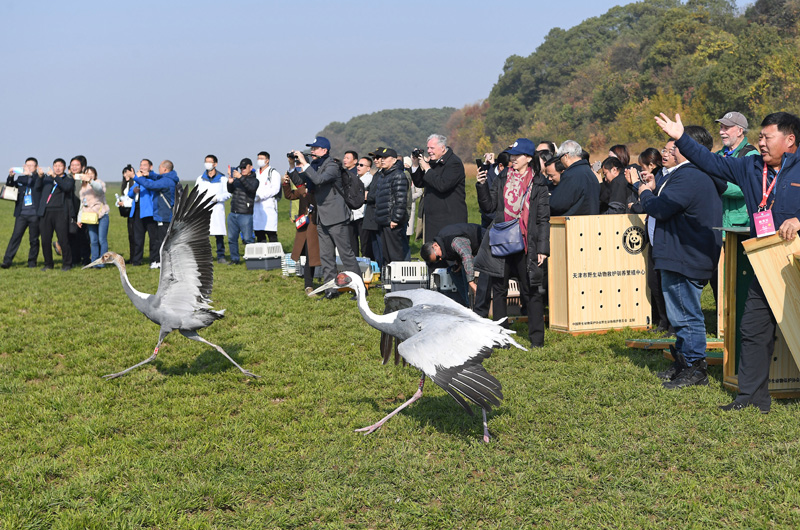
[656,111,800,412]
[636,126,722,390]
[133,160,179,269]
[128,158,158,266]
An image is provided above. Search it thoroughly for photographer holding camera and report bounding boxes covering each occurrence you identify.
[226,158,259,265]
[289,136,360,299]
[410,134,467,243]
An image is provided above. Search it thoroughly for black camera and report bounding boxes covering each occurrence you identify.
[412,148,425,158]
[287,152,299,160]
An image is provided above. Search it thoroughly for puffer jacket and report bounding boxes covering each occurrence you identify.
[227,173,259,214]
[373,160,409,227]
[474,170,550,286]
[134,170,180,223]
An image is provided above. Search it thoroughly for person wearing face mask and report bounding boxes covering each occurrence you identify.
[194,154,231,263]
[253,151,281,243]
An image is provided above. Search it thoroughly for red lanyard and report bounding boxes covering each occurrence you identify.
[759,162,781,210]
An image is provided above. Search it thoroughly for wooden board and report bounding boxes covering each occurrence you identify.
[625,339,724,350]
[663,349,723,366]
[742,234,800,368]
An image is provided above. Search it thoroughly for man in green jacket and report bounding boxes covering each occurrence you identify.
[715,111,758,227]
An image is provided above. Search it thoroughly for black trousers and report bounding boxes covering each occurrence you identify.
[69,224,91,266]
[126,216,136,264]
[491,251,544,347]
[3,214,40,266]
[379,223,410,265]
[39,209,72,268]
[472,272,492,318]
[138,217,159,264]
[647,245,671,330]
[255,230,277,243]
[349,219,362,257]
[735,279,776,409]
[153,222,169,261]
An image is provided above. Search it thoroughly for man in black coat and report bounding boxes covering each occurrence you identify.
[372,148,409,264]
[226,158,259,264]
[421,222,487,309]
[2,158,43,268]
[410,133,467,242]
[549,140,601,216]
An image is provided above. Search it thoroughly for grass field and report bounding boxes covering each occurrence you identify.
[1,180,800,529]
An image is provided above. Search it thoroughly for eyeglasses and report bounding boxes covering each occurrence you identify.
[357,163,370,167]
[661,148,675,154]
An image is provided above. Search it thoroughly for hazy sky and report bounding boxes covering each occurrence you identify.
[2,0,750,181]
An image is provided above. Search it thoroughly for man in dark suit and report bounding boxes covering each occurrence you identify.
[2,157,43,268]
[292,137,360,299]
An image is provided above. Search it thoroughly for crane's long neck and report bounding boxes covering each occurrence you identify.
[353,284,397,334]
[112,258,151,313]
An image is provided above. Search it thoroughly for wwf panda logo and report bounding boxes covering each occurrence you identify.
[622,226,646,255]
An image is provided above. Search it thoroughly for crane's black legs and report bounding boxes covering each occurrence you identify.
[104,330,168,379]
[355,373,425,435]
[482,408,491,443]
[180,330,260,378]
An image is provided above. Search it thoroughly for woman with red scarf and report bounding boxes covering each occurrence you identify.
[474,138,550,347]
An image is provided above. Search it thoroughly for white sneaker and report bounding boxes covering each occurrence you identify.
[150,262,160,269]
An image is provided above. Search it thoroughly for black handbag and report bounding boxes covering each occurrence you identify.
[489,219,524,256]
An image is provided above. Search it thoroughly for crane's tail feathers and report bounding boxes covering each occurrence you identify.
[432,361,503,414]
[495,317,508,325]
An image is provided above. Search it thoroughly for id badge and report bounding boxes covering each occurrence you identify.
[23,192,33,207]
[753,210,776,238]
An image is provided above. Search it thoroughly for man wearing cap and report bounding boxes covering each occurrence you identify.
[716,111,758,228]
[291,137,360,299]
[410,133,467,243]
[226,158,259,265]
[548,140,600,216]
[656,111,800,412]
[372,148,410,264]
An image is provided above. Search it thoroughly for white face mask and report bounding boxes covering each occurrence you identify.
[204,162,214,171]
[257,159,267,168]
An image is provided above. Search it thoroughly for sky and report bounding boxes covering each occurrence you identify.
[2,0,750,181]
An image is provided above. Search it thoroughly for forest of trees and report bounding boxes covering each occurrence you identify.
[318,0,800,161]
[316,108,456,159]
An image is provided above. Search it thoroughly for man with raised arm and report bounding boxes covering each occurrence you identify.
[655,111,800,413]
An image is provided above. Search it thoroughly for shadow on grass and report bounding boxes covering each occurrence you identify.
[145,342,253,377]
[352,393,508,441]
[609,341,730,395]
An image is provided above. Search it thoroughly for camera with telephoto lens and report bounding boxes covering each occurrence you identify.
[412,148,425,158]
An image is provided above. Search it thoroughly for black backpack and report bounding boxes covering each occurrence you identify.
[334,161,365,210]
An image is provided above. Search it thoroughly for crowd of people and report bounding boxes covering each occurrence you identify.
[5,108,800,413]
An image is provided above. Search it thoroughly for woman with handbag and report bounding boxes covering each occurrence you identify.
[77,166,110,268]
[474,138,550,347]
[118,165,137,264]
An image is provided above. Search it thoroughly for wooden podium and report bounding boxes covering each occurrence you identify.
[721,230,800,397]
[548,215,651,334]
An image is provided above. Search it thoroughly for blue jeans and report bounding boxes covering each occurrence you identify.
[227,212,254,262]
[661,269,707,365]
[87,214,109,265]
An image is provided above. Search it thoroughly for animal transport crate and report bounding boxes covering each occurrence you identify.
[548,214,651,334]
[383,261,429,292]
[244,242,284,270]
[721,230,800,398]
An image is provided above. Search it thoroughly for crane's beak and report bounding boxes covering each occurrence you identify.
[83,257,104,269]
[309,279,337,297]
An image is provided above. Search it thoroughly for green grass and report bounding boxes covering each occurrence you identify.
[1,188,800,529]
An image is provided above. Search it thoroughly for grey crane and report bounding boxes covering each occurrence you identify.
[311,271,526,442]
[84,185,259,379]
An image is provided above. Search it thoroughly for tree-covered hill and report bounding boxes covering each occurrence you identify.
[447,0,800,158]
[316,108,456,159]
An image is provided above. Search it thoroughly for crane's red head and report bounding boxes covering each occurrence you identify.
[335,272,355,287]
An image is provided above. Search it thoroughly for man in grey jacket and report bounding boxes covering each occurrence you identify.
[292,137,360,299]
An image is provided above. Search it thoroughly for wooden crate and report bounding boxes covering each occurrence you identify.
[721,230,800,397]
[548,215,651,334]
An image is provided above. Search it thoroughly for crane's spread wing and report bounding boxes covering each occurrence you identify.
[382,289,486,365]
[397,313,523,414]
[154,185,216,315]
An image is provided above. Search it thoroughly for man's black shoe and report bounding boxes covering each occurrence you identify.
[662,361,708,389]
[0,263,10,269]
[325,290,340,300]
[61,265,72,271]
[41,266,53,271]
[719,400,770,414]
[656,361,684,381]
